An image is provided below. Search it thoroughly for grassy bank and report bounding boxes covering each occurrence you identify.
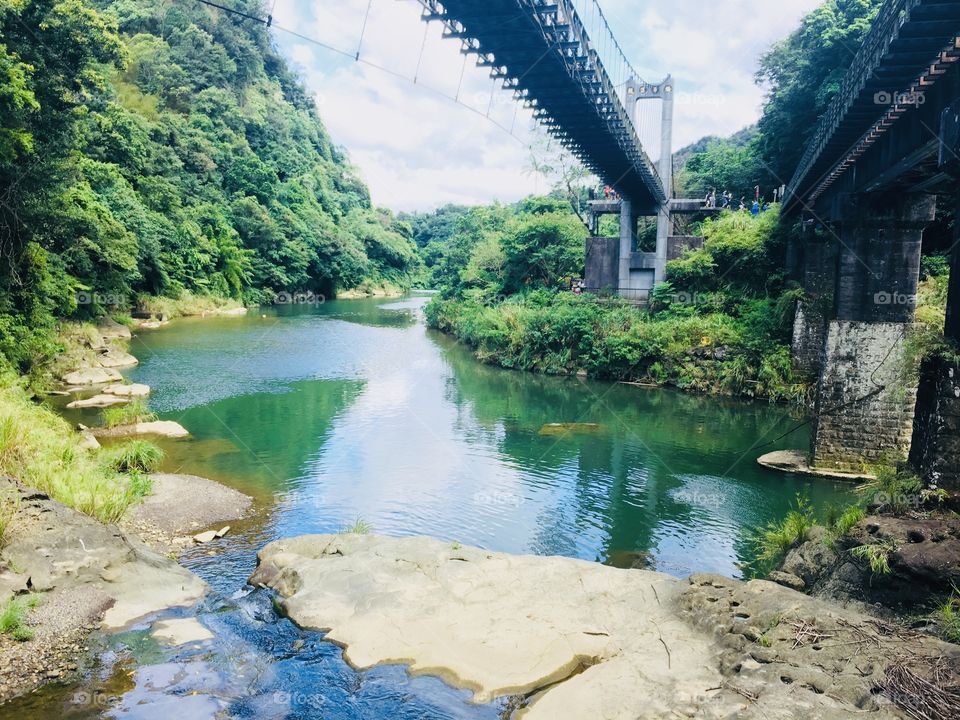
[0,374,153,524]
[426,291,806,402]
[135,292,246,320]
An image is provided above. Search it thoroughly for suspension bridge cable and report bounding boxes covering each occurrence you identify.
[413,21,429,83]
[188,0,525,142]
[355,0,373,60]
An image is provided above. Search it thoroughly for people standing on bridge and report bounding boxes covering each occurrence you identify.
[722,191,732,208]
[751,200,761,216]
[603,185,612,199]
[708,189,716,208]
[738,197,746,211]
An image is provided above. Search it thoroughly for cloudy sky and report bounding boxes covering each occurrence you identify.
[270,0,822,211]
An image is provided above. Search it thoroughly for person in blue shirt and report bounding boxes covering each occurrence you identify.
[751,200,761,216]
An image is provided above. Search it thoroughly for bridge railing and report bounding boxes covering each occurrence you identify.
[787,0,919,204]
[548,0,664,198]
[566,0,643,98]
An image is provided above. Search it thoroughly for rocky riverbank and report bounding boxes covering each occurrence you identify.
[0,472,252,703]
[774,514,960,617]
[250,534,960,719]
[0,316,255,704]
[0,478,204,700]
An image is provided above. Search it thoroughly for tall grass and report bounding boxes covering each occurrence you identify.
[102,399,157,428]
[0,594,43,642]
[339,517,373,535]
[136,291,244,319]
[933,590,960,644]
[753,495,817,569]
[850,540,897,576]
[0,375,152,522]
[100,440,164,473]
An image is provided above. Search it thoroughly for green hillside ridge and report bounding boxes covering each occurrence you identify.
[0,0,421,374]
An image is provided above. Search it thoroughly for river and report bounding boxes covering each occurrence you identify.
[13,295,854,719]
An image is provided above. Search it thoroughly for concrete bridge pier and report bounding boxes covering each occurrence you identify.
[909,197,960,491]
[617,198,637,291]
[791,223,838,377]
[810,193,936,471]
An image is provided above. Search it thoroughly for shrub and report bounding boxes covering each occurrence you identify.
[754,495,817,568]
[102,399,157,428]
[101,440,164,473]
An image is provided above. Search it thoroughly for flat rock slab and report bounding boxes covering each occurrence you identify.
[61,367,122,386]
[98,350,138,369]
[757,450,875,482]
[92,421,190,439]
[66,394,129,409]
[150,618,214,646]
[0,478,206,632]
[250,535,960,719]
[129,474,251,537]
[97,317,132,340]
[104,383,150,397]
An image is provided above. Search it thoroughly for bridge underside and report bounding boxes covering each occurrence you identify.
[416,0,665,214]
[784,1,960,485]
[786,1,960,214]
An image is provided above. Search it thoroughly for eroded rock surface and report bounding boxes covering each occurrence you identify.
[91,420,190,439]
[0,478,207,702]
[61,367,122,386]
[250,534,960,719]
[121,473,252,553]
[0,479,206,630]
[781,515,960,612]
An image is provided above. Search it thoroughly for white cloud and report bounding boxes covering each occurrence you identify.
[271,0,822,210]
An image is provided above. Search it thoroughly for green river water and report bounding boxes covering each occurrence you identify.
[11,295,855,719]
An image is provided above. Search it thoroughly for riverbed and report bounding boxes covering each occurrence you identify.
[13,295,855,719]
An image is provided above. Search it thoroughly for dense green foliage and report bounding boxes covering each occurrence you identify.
[424,205,806,401]
[0,0,420,373]
[675,127,776,203]
[415,196,586,302]
[755,0,884,181]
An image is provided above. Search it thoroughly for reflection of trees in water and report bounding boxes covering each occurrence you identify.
[275,297,421,329]
[166,378,364,495]
[438,335,846,570]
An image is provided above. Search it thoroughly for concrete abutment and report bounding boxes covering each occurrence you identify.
[806,193,936,471]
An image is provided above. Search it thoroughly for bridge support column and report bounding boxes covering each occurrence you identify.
[910,197,960,490]
[654,203,669,284]
[810,193,936,471]
[617,198,636,292]
[791,223,838,377]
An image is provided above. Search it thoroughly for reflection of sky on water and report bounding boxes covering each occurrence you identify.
[123,296,854,581]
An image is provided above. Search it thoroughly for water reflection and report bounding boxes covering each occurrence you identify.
[120,296,852,581]
[23,295,856,720]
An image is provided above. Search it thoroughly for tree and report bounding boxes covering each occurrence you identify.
[755,0,884,182]
[501,212,587,294]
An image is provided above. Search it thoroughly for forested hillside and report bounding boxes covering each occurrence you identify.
[0,0,420,373]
